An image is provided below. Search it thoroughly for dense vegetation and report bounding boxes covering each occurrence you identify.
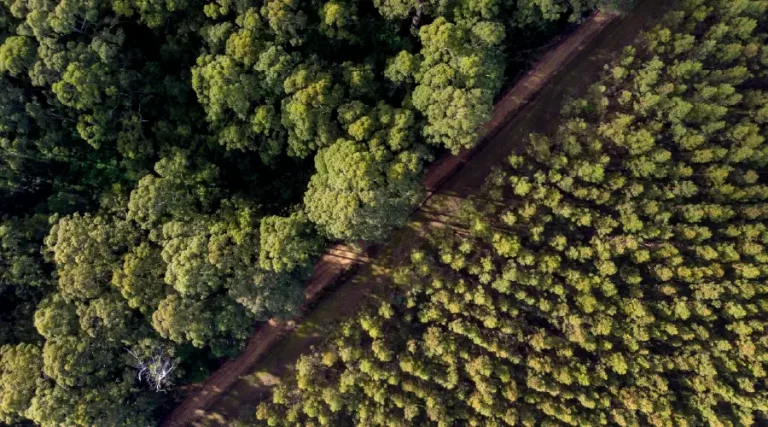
[256,0,768,425]
[0,0,608,422]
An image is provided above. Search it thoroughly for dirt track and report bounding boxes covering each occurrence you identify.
[161,244,369,427]
[162,4,665,425]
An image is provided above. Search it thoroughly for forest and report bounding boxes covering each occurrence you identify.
[255,0,768,425]
[0,0,618,422]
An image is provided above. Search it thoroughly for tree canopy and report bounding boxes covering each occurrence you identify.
[256,0,768,425]
[0,0,601,421]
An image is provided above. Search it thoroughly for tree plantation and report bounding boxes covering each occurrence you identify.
[0,0,611,421]
[256,0,768,425]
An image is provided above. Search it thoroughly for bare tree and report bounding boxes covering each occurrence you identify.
[126,347,177,392]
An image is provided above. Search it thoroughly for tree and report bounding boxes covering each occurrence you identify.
[281,63,344,158]
[227,269,305,320]
[160,220,225,297]
[411,18,505,153]
[75,291,135,342]
[0,36,36,77]
[260,0,308,47]
[27,377,155,427]
[0,343,42,423]
[152,293,216,348]
[42,336,115,387]
[304,139,423,241]
[33,293,79,340]
[259,211,322,273]
[127,149,220,233]
[126,339,178,392]
[152,293,252,355]
[0,215,50,289]
[44,214,135,300]
[191,53,286,160]
[112,242,168,315]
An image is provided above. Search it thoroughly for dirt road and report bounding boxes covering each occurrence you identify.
[163,3,668,424]
[161,243,369,427]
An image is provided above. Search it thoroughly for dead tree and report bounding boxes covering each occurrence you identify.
[411,0,425,29]
[127,347,177,392]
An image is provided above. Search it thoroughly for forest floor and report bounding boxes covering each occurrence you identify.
[163,2,668,425]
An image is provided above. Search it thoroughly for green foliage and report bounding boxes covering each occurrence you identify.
[0,0,605,420]
[27,377,155,427]
[33,294,78,339]
[0,215,50,288]
[152,293,252,354]
[127,149,220,234]
[42,336,114,388]
[0,343,42,423]
[260,211,322,273]
[0,36,36,77]
[411,17,505,153]
[305,139,423,241]
[257,1,768,426]
[112,242,168,315]
[281,63,345,158]
[44,214,136,300]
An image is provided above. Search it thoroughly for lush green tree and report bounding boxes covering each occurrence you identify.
[260,211,322,273]
[75,291,134,342]
[281,63,344,158]
[152,293,252,355]
[305,139,423,241]
[112,242,168,315]
[161,219,228,297]
[127,149,220,234]
[33,293,78,339]
[227,269,305,319]
[191,51,288,161]
[42,336,115,387]
[0,36,36,77]
[0,343,42,423]
[28,376,155,427]
[44,214,136,300]
[410,17,505,153]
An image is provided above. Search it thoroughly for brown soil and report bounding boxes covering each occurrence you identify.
[161,4,666,424]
